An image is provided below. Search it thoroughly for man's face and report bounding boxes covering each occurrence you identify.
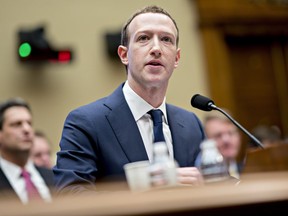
[31,136,52,168]
[118,12,180,90]
[0,107,34,154]
[205,119,241,160]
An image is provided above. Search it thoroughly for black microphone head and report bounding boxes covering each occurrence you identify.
[191,94,215,111]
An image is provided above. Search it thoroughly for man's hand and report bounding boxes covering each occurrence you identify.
[177,167,204,186]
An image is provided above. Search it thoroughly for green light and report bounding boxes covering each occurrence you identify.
[19,43,32,57]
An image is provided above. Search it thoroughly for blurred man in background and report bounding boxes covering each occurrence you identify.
[0,98,54,204]
[202,111,243,179]
[30,130,53,169]
[250,124,283,147]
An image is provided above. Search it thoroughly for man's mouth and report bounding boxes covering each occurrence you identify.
[146,60,163,67]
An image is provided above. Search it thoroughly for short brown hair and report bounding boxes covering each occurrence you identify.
[0,98,31,130]
[121,5,179,47]
[203,109,234,126]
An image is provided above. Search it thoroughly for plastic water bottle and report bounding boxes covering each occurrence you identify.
[150,142,178,187]
[199,139,229,183]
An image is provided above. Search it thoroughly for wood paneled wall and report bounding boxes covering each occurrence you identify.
[193,0,288,158]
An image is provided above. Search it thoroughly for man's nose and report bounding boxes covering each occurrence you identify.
[150,37,162,57]
[22,122,32,132]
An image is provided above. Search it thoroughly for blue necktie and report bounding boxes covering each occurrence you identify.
[148,109,165,143]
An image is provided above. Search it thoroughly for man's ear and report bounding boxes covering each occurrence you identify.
[118,45,128,65]
[174,48,181,68]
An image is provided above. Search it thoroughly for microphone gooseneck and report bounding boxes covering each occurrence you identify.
[191,94,264,149]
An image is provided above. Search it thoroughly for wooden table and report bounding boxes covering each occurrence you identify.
[1,171,288,216]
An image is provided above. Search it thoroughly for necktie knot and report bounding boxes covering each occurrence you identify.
[148,109,163,125]
[21,169,30,178]
[148,109,165,143]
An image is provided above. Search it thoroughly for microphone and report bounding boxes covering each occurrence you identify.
[191,94,264,149]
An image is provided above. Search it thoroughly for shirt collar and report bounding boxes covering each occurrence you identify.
[0,156,35,178]
[123,81,168,123]
[0,157,21,179]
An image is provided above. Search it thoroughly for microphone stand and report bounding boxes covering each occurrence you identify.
[210,104,265,149]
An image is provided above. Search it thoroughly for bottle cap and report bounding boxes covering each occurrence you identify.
[200,139,217,149]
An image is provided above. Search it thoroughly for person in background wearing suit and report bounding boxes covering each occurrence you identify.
[0,98,54,204]
[53,5,205,195]
[30,130,53,169]
[200,111,243,179]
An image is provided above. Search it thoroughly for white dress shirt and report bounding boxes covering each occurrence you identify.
[123,81,174,161]
[0,157,52,204]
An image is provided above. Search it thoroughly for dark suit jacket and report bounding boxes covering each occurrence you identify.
[53,83,205,194]
[0,166,54,202]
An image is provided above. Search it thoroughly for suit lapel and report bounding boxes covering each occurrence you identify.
[36,167,54,187]
[167,105,189,167]
[104,84,149,162]
[0,168,13,189]
[0,168,19,200]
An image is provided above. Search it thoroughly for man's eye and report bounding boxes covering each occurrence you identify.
[138,35,149,41]
[213,134,222,140]
[11,122,21,127]
[162,37,172,43]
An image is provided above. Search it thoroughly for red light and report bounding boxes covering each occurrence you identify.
[58,51,71,62]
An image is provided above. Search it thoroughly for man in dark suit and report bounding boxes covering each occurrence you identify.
[53,5,205,195]
[0,98,54,204]
[200,111,244,179]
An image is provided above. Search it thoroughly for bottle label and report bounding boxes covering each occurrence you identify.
[201,164,229,183]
